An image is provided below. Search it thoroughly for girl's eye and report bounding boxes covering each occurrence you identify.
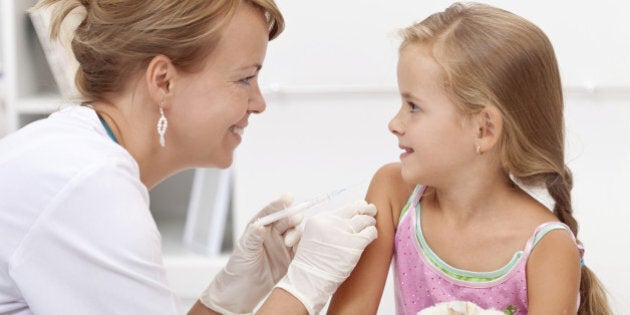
[408,102,421,112]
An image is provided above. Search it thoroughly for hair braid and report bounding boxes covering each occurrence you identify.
[545,167,578,235]
[545,168,611,314]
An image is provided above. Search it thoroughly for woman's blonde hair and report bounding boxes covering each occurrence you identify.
[401,3,610,314]
[32,0,284,102]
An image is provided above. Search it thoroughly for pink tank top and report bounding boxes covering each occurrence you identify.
[393,186,583,315]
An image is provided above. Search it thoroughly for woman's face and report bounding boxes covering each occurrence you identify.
[169,2,269,168]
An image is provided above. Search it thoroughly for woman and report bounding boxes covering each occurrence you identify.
[0,1,377,314]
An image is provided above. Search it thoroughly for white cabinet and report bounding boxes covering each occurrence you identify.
[0,3,4,137]
[0,0,59,136]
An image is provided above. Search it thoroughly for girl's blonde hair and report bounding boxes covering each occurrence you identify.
[401,3,610,314]
[32,0,284,102]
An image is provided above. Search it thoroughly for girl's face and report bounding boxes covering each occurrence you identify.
[169,3,269,168]
[389,45,477,186]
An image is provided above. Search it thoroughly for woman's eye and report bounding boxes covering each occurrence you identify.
[239,75,256,85]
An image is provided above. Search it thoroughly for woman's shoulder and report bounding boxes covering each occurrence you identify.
[0,106,141,207]
[367,163,416,225]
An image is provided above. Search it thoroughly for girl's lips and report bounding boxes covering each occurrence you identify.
[398,145,414,159]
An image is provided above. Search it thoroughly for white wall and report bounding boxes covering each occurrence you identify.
[564,91,629,313]
[259,0,630,88]
[234,0,630,313]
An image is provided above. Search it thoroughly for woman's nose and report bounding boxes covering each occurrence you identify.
[248,82,266,114]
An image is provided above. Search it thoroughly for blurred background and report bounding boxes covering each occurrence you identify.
[1,0,628,312]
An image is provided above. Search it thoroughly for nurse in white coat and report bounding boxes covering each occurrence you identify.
[0,1,377,314]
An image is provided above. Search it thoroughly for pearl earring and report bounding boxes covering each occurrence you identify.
[476,145,482,155]
[157,106,168,147]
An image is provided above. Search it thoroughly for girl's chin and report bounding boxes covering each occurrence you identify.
[400,167,422,185]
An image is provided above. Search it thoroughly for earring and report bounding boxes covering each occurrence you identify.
[157,106,168,147]
[476,145,482,155]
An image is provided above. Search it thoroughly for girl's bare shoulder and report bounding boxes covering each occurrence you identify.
[367,163,416,225]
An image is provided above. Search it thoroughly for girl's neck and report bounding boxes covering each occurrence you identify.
[426,173,521,224]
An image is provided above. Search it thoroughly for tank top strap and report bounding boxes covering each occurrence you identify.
[523,221,584,259]
[397,185,426,224]
[410,185,425,208]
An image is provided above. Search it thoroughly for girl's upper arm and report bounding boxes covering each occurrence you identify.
[327,163,413,315]
[526,228,582,314]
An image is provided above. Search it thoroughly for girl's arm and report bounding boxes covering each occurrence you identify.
[526,229,582,314]
[189,289,308,315]
[327,163,414,314]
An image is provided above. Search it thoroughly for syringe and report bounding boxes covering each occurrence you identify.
[257,188,348,226]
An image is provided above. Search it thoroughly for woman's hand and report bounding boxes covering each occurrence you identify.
[274,200,378,315]
[200,194,303,314]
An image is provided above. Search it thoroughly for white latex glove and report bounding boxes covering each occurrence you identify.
[275,200,378,315]
[200,194,303,315]
[417,301,506,315]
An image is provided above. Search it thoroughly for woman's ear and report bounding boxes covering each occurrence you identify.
[474,106,503,154]
[145,55,177,109]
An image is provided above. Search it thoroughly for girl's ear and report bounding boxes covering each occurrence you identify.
[474,106,503,154]
[145,54,177,109]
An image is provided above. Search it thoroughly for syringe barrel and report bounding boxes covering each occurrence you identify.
[257,193,332,226]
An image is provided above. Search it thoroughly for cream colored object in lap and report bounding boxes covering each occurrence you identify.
[417,301,505,315]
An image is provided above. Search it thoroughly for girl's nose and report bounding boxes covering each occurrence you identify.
[388,110,404,136]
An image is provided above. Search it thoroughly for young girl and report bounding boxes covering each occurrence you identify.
[327,3,610,315]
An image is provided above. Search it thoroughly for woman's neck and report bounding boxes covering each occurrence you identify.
[90,99,179,190]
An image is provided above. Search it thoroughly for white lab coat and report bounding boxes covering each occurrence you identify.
[0,106,183,314]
